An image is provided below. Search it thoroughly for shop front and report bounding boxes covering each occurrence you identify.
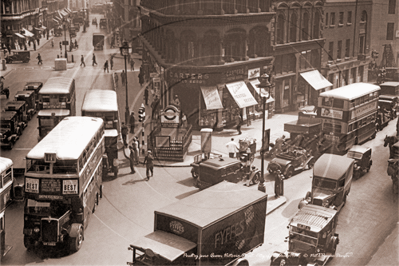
[248,78,275,119]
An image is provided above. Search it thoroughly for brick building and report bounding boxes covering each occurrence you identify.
[320,0,372,89]
[138,0,275,130]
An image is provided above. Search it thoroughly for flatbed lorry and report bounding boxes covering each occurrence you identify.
[128,181,268,266]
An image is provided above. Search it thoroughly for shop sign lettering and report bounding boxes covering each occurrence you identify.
[351,102,377,119]
[214,220,245,249]
[169,71,210,82]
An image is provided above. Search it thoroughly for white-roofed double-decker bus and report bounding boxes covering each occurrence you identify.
[23,117,104,253]
[37,77,76,140]
[0,157,13,260]
[317,83,380,154]
[81,89,119,177]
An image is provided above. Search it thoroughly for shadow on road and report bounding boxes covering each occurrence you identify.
[175,189,199,200]
[176,177,196,187]
[281,198,303,218]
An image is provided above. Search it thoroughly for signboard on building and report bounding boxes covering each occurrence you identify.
[161,105,180,127]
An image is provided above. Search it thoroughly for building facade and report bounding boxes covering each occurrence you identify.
[370,0,398,79]
[272,0,326,112]
[139,0,275,130]
[321,0,372,89]
[113,0,140,44]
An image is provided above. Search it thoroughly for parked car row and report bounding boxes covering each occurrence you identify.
[0,82,42,149]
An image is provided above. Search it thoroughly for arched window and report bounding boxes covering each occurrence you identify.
[202,30,220,65]
[180,30,196,64]
[302,11,309,40]
[289,12,297,42]
[249,26,271,57]
[277,14,285,44]
[313,11,320,39]
[223,28,247,62]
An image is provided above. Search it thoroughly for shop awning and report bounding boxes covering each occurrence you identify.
[22,28,34,37]
[249,79,275,103]
[53,18,60,24]
[60,10,68,17]
[14,33,25,38]
[300,70,332,91]
[226,81,258,108]
[64,8,72,14]
[129,231,197,262]
[200,86,223,110]
[35,27,43,31]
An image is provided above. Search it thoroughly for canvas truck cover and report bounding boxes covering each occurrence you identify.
[130,181,267,264]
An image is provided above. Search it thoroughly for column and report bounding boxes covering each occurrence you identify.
[216,85,224,131]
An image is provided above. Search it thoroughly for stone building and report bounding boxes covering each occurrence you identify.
[138,0,275,130]
[320,0,372,89]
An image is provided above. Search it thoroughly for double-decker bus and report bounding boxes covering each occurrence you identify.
[82,89,119,177]
[317,83,380,154]
[23,117,104,252]
[37,77,76,140]
[0,157,13,260]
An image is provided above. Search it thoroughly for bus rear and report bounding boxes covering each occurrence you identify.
[37,77,76,140]
[82,90,119,176]
[23,117,105,253]
[318,83,380,154]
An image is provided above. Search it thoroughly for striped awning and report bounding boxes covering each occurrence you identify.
[22,28,34,37]
[15,33,25,38]
[60,10,68,17]
[64,8,72,14]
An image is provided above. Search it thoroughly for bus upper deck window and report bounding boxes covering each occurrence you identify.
[323,98,332,106]
[43,96,50,102]
[59,97,66,102]
[333,99,344,108]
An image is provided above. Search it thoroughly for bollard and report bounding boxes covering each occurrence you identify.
[71,54,74,63]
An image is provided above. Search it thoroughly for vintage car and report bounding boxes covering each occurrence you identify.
[100,18,107,28]
[5,50,30,63]
[299,153,354,212]
[267,147,314,179]
[0,111,21,149]
[69,26,77,38]
[4,101,28,130]
[347,145,372,179]
[190,152,222,179]
[24,81,42,110]
[271,205,339,266]
[195,157,260,189]
[14,91,36,120]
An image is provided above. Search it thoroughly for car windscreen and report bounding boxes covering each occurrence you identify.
[313,176,337,190]
[347,151,362,160]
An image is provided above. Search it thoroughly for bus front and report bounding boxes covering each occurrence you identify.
[23,153,80,250]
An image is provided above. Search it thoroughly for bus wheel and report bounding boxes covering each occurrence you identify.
[69,225,84,252]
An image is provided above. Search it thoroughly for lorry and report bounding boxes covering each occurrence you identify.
[128,181,267,266]
[0,111,22,149]
[93,33,105,50]
[283,106,322,140]
[270,205,339,266]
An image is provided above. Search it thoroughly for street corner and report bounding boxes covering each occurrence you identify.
[266,195,287,215]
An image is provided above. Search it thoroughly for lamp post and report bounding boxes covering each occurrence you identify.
[257,74,272,192]
[120,41,130,124]
[62,18,68,59]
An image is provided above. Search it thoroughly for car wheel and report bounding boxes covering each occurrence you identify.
[252,172,260,184]
[191,168,198,179]
[268,168,274,174]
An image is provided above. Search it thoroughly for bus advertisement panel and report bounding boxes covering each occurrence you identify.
[37,77,76,140]
[81,89,119,177]
[317,83,380,154]
[0,157,13,260]
[23,117,104,253]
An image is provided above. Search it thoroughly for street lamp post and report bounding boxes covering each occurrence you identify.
[62,18,68,59]
[120,41,130,124]
[257,74,272,193]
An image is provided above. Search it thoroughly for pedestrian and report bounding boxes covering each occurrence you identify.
[129,146,136,174]
[110,56,114,70]
[33,41,36,51]
[173,94,181,109]
[235,113,242,135]
[226,138,239,158]
[80,55,86,67]
[92,53,97,66]
[59,41,62,51]
[103,60,109,73]
[130,58,135,71]
[138,71,144,87]
[246,109,251,126]
[36,53,43,65]
[114,73,119,87]
[74,39,78,48]
[121,70,126,85]
[133,137,140,163]
[121,122,128,146]
[129,112,135,134]
[144,87,149,105]
[151,95,160,119]
[274,169,284,198]
[51,39,54,48]
[143,150,154,181]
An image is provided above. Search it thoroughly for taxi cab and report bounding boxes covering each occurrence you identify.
[347,145,372,179]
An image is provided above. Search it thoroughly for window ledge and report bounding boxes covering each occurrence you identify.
[360,21,366,24]
[338,23,344,27]
[329,25,335,28]
[347,22,352,26]
[336,58,342,62]
[345,57,351,60]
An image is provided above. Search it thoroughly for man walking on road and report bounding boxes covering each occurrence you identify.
[226,138,239,158]
[144,87,149,105]
[129,112,135,134]
[103,60,109,73]
[80,55,86,67]
[110,56,114,70]
[92,53,97,66]
[129,146,136,174]
[130,58,135,71]
[235,113,242,135]
[143,150,154,181]
[37,53,43,65]
[121,122,128,146]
